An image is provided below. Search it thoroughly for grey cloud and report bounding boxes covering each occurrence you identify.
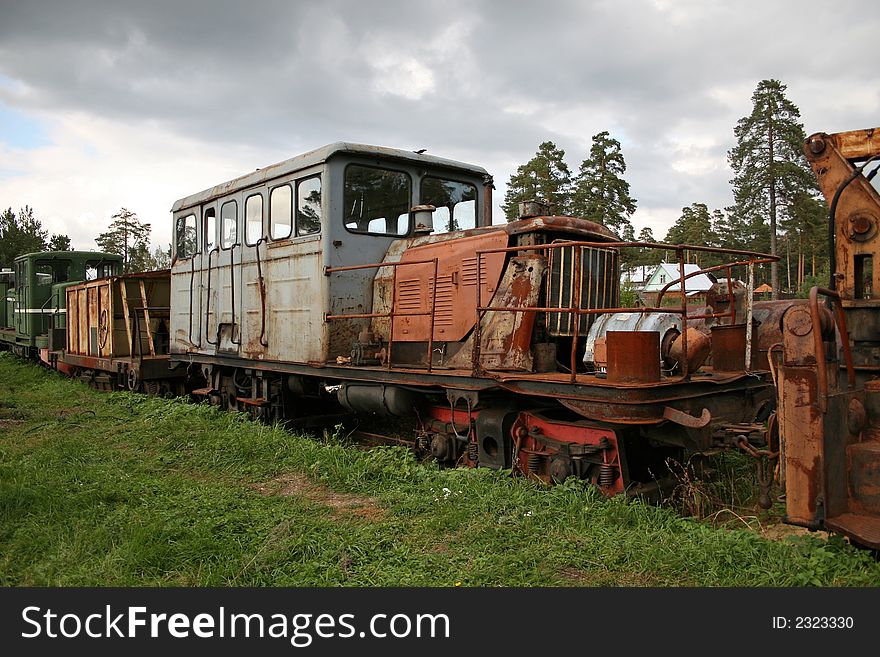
[0,0,878,239]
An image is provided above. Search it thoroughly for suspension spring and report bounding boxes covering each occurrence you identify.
[527,453,544,474]
[599,463,616,487]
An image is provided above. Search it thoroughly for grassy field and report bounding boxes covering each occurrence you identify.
[1,353,879,587]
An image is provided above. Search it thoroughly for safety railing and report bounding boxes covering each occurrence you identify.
[325,257,440,372]
[323,239,778,382]
[471,240,777,381]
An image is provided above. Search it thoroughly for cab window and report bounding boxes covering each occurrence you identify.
[34,260,69,286]
[296,177,321,236]
[420,177,477,233]
[175,213,197,259]
[270,184,293,240]
[204,207,217,252]
[86,259,119,280]
[343,164,411,236]
[221,200,237,249]
[245,194,263,245]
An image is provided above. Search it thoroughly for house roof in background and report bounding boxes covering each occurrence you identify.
[642,263,715,293]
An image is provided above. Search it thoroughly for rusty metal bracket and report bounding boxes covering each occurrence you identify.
[809,286,856,413]
[662,406,711,428]
[736,436,779,509]
[447,389,477,442]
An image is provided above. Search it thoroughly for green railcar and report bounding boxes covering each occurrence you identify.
[0,251,122,356]
[0,268,14,330]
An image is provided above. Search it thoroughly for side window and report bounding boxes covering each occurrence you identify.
[175,213,197,259]
[204,207,217,252]
[221,200,237,249]
[296,176,321,236]
[35,263,53,287]
[420,177,477,233]
[245,194,263,246]
[343,165,411,236]
[270,184,293,240]
[86,260,120,278]
[53,261,70,282]
[35,260,69,285]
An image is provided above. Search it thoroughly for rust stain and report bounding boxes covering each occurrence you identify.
[606,331,660,383]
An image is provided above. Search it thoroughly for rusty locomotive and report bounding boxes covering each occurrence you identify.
[7,129,880,549]
[166,142,778,500]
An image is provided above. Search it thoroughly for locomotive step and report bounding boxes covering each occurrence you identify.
[824,513,880,551]
[235,397,268,407]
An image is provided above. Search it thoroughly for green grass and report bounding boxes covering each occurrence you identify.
[1,353,879,586]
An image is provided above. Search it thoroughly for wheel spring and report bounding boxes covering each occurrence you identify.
[527,453,544,474]
[599,463,616,487]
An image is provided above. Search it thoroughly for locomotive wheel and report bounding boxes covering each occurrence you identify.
[98,309,109,349]
[222,375,239,411]
[127,367,140,391]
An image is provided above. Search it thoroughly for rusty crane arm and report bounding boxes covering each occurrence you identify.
[775,128,880,549]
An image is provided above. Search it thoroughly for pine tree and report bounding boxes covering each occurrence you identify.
[570,131,637,237]
[664,203,715,266]
[638,226,655,243]
[781,192,827,292]
[95,208,153,273]
[502,141,573,220]
[0,205,50,268]
[728,79,819,300]
[148,243,172,270]
[618,221,638,272]
[634,226,659,268]
[48,234,72,251]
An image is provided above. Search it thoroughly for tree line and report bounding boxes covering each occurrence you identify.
[0,205,170,273]
[502,79,827,299]
[0,206,71,269]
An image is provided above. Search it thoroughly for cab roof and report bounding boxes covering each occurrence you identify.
[15,251,122,263]
[171,142,490,213]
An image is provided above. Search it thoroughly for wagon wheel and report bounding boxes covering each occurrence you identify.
[127,367,140,391]
[98,309,109,348]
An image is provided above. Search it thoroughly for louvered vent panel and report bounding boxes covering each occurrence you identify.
[432,275,455,326]
[461,257,488,286]
[396,279,423,314]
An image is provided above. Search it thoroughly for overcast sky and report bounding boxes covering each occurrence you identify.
[0,0,877,251]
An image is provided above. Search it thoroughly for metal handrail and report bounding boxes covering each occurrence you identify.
[471,239,779,380]
[324,238,779,380]
[325,257,441,372]
[809,287,856,413]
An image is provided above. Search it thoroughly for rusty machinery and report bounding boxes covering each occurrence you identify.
[160,143,797,508]
[775,127,880,549]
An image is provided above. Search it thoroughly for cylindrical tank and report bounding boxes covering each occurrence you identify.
[584,312,681,368]
[337,384,420,417]
[585,311,711,375]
